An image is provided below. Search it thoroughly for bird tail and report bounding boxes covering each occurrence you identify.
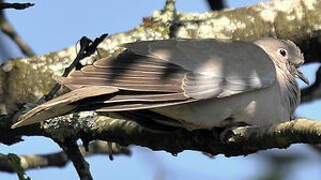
[11,86,119,129]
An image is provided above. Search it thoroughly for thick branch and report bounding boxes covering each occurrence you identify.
[0,140,130,173]
[93,118,321,157]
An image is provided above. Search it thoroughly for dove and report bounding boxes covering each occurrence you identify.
[11,38,308,130]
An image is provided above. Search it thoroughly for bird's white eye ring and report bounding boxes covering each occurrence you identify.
[278,48,288,58]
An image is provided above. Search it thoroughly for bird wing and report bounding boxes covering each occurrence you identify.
[55,51,196,112]
[122,39,276,99]
[58,38,276,106]
[11,86,119,128]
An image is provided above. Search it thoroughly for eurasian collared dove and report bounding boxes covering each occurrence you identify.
[11,38,308,130]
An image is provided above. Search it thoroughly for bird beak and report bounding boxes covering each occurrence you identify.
[295,69,309,85]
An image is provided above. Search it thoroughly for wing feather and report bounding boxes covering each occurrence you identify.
[11,86,119,128]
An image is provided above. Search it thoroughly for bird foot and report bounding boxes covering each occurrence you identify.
[218,123,250,143]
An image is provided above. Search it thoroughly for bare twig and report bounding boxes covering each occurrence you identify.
[0,2,34,10]
[0,1,35,57]
[36,34,108,104]
[0,140,130,173]
[5,35,108,178]
[57,139,93,180]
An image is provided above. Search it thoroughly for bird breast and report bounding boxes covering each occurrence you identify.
[151,83,291,130]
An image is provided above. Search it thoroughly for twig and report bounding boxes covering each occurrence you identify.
[56,139,93,180]
[0,140,130,173]
[301,66,321,103]
[0,1,35,57]
[35,35,107,179]
[36,34,108,103]
[0,2,34,10]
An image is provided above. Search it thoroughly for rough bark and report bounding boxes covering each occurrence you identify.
[92,117,321,157]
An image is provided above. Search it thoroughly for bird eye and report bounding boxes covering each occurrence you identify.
[278,48,288,58]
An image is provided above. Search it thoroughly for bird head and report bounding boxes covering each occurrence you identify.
[253,38,309,85]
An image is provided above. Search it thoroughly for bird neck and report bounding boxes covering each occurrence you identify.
[275,63,300,115]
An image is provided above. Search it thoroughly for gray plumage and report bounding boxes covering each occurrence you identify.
[11,38,308,130]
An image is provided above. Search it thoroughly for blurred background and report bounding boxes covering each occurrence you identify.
[1,0,321,179]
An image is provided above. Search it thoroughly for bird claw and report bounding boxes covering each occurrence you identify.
[218,123,251,144]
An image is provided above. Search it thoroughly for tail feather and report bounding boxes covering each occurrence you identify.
[11,86,119,128]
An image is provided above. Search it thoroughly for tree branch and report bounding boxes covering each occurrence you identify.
[0,2,34,10]
[0,140,130,173]
[93,118,321,157]
[0,0,35,57]
[56,139,93,180]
